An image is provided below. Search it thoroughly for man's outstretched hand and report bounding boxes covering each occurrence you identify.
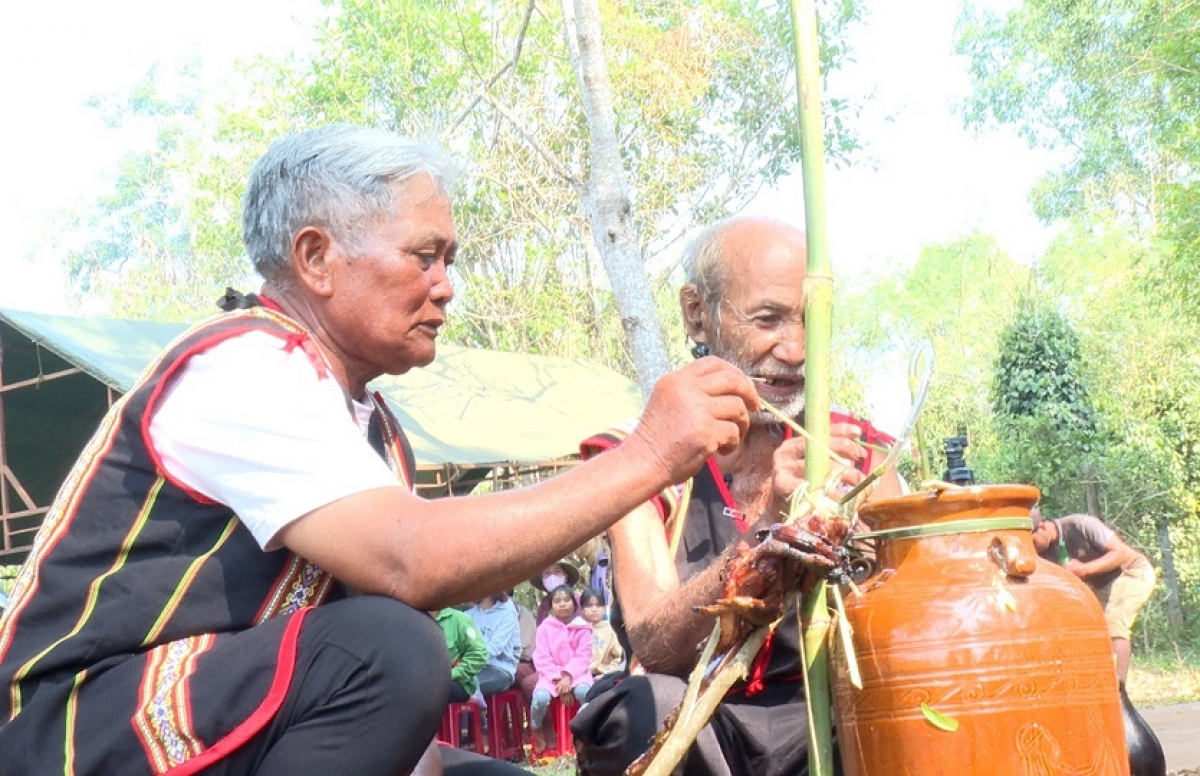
[623,357,758,487]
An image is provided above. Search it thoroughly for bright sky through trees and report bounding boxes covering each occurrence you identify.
[1,0,1057,315]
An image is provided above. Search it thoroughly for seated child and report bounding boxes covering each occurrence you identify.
[530,584,593,751]
[581,587,624,680]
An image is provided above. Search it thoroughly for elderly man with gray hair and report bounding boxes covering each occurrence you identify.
[0,125,760,775]
[571,215,902,776]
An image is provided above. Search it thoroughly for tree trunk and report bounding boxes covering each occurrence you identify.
[1155,517,1185,630]
[1078,461,1103,519]
[563,0,671,398]
[1085,477,1103,519]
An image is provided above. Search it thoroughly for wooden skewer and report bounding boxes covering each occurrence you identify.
[757,397,853,470]
[752,389,889,453]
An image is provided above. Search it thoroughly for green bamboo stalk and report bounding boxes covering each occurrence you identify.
[910,345,934,482]
[789,1,834,774]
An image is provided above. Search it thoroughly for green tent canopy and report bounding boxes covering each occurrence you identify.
[0,307,644,563]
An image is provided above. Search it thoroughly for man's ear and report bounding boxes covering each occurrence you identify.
[291,226,337,298]
[679,284,708,344]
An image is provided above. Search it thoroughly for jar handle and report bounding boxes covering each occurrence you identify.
[988,536,1036,578]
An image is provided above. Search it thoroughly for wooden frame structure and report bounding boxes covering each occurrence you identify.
[0,316,596,566]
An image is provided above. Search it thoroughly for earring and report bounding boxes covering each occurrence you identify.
[690,343,710,359]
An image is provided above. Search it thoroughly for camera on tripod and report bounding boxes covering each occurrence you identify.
[943,434,975,486]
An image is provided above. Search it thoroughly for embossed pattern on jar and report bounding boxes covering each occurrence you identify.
[833,485,1128,776]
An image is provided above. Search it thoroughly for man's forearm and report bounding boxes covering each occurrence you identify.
[626,561,727,676]
[1082,547,1130,578]
[298,442,681,610]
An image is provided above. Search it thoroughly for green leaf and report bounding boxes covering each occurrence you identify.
[921,703,959,732]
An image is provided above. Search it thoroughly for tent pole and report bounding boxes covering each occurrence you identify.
[0,328,9,520]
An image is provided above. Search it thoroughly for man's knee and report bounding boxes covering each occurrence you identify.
[573,675,681,776]
[304,596,448,707]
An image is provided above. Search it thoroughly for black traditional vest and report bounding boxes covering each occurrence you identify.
[0,304,415,774]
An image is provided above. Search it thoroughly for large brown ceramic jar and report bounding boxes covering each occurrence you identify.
[832,484,1128,775]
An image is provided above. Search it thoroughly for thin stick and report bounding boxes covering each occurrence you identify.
[666,479,695,561]
[831,584,861,689]
[636,627,773,776]
[679,620,722,727]
[837,463,885,506]
[795,595,818,755]
[749,384,887,453]
[909,345,935,482]
[759,398,852,470]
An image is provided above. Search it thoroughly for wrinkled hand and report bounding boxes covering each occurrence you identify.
[698,522,849,650]
[624,357,758,486]
[769,422,869,512]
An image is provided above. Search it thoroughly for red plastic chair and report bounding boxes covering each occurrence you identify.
[486,688,527,762]
[437,700,486,754]
[530,694,580,760]
[553,694,580,756]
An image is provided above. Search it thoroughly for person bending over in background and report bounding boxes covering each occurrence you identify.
[1032,507,1156,683]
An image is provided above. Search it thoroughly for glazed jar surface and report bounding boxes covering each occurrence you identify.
[832,484,1128,776]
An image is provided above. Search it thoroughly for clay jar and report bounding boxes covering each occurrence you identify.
[832,484,1128,776]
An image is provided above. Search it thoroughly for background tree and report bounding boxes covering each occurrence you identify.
[67,0,867,390]
[956,0,1200,642]
[65,63,291,320]
[956,0,1200,302]
[984,298,1098,516]
[1036,225,1200,634]
[565,0,671,390]
[838,232,1027,476]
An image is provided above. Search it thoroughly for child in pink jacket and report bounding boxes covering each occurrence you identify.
[530,584,593,751]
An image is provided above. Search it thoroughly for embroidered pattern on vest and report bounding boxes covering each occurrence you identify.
[135,634,215,772]
[257,556,335,624]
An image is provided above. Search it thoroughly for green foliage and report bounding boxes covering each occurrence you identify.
[986,297,1100,515]
[66,0,867,381]
[839,212,1200,638]
[1037,226,1200,523]
[65,64,288,320]
[992,302,1095,435]
[975,227,1200,634]
[838,232,1027,448]
[1158,180,1200,308]
[282,0,866,372]
[955,0,1200,309]
[957,0,1182,221]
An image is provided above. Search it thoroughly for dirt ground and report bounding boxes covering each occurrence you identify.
[1140,701,1200,775]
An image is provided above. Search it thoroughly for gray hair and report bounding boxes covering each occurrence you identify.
[681,219,734,314]
[682,215,802,312]
[242,124,459,280]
